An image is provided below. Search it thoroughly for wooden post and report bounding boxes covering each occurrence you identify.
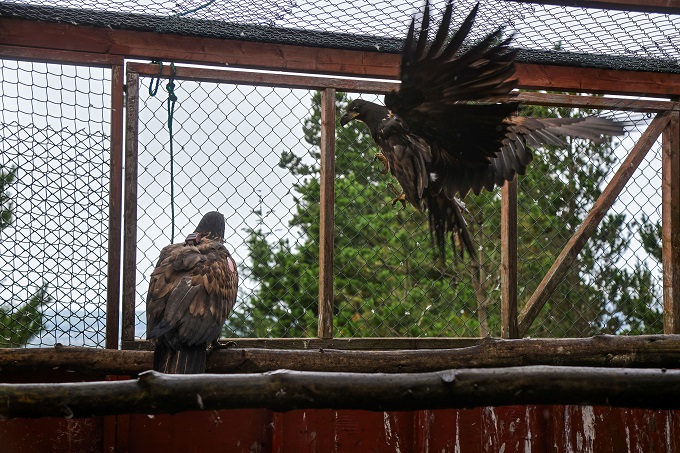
[518,112,670,337]
[318,88,336,339]
[122,70,140,342]
[663,110,680,334]
[501,178,519,338]
[106,64,125,349]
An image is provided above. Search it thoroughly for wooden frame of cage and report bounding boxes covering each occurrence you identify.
[1,0,680,353]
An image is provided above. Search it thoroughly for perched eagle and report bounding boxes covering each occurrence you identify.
[340,1,624,259]
[146,211,238,374]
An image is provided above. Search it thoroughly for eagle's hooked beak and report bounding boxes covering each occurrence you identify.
[340,111,359,126]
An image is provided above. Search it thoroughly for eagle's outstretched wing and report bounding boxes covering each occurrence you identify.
[341,2,624,260]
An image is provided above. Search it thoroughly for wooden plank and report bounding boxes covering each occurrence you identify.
[318,88,336,339]
[128,62,397,94]
[518,112,670,337]
[0,18,398,79]
[512,92,679,112]
[105,64,124,350]
[121,71,140,343]
[128,62,678,113]
[510,0,680,14]
[663,110,680,334]
[4,18,680,97]
[123,337,482,351]
[11,335,680,375]
[501,178,519,339]
[0,44,123,66]
[515,64,680,98]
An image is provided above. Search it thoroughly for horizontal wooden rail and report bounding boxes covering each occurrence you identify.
[5,335,680,375]
[128,63,677,111]
[4,18,680,97]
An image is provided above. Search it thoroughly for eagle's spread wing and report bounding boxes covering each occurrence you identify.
[385,1,519,170]
[340,1,624,261]
[146,236,238,373]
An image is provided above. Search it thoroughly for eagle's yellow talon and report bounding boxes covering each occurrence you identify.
[374,153,390,175]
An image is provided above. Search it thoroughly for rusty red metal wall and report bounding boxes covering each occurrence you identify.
[1,405,678,452]
[0,372,678,453]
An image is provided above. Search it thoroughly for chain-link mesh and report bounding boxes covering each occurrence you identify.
[130,65,663,339]
[0,0,673,344]
[134,76,318,338]
[0,60,111,347]
[515,111,662,337]
[1,1,678,72]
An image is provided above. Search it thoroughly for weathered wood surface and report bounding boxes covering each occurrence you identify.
[501,178,519,339]
[2,366,680,418]
[663,111,680,334]
[5,335,680,375]
[4,18,680,97]
[106,63,124,350]
[318,88,336,339]
[121,70,140,343]
[124,337,482,351]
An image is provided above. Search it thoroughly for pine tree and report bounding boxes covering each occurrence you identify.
[240,92,662,338]
[0,164,52,347]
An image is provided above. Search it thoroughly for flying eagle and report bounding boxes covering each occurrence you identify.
[340,1,624,259]
[146,211,238,374]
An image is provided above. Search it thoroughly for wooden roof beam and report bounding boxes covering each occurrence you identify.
[510,0,680,14]
[2,18,680,97]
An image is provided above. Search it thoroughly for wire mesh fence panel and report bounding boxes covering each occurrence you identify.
[0,59,111,347]
[133,74,319,339]
[516,110,663,338]
[332,93,663,338]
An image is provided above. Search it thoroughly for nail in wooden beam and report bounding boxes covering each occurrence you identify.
[663,110,680,334]
[518,112,670,337]
[318,88,336,339]
[501,178,519,339]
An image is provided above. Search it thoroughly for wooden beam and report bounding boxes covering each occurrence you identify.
[105,64,124,350]
[518,112,671,337]
[501,179,519,339]
[510,0,680,14]
[515,64,680,98]
[663,110,680,334]
[4,365,680,418]
[127,62,396,94]
[8,335,680,376]
[3,18,680,97]
[318,88,336,339]
[122,337,482,351]
[0,44,123,66]
[127,63,680,112]
[512,92,679,112]
[121,70,140,342]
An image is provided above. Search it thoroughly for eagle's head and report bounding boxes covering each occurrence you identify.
[340,99,376,126]
[340,99,391,135]
[194,211,225,241]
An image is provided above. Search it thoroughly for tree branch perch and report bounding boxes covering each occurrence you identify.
[2,366,680,418]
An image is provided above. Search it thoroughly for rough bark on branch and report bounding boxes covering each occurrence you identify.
[1,366,680,418]
[2,335,680,375]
